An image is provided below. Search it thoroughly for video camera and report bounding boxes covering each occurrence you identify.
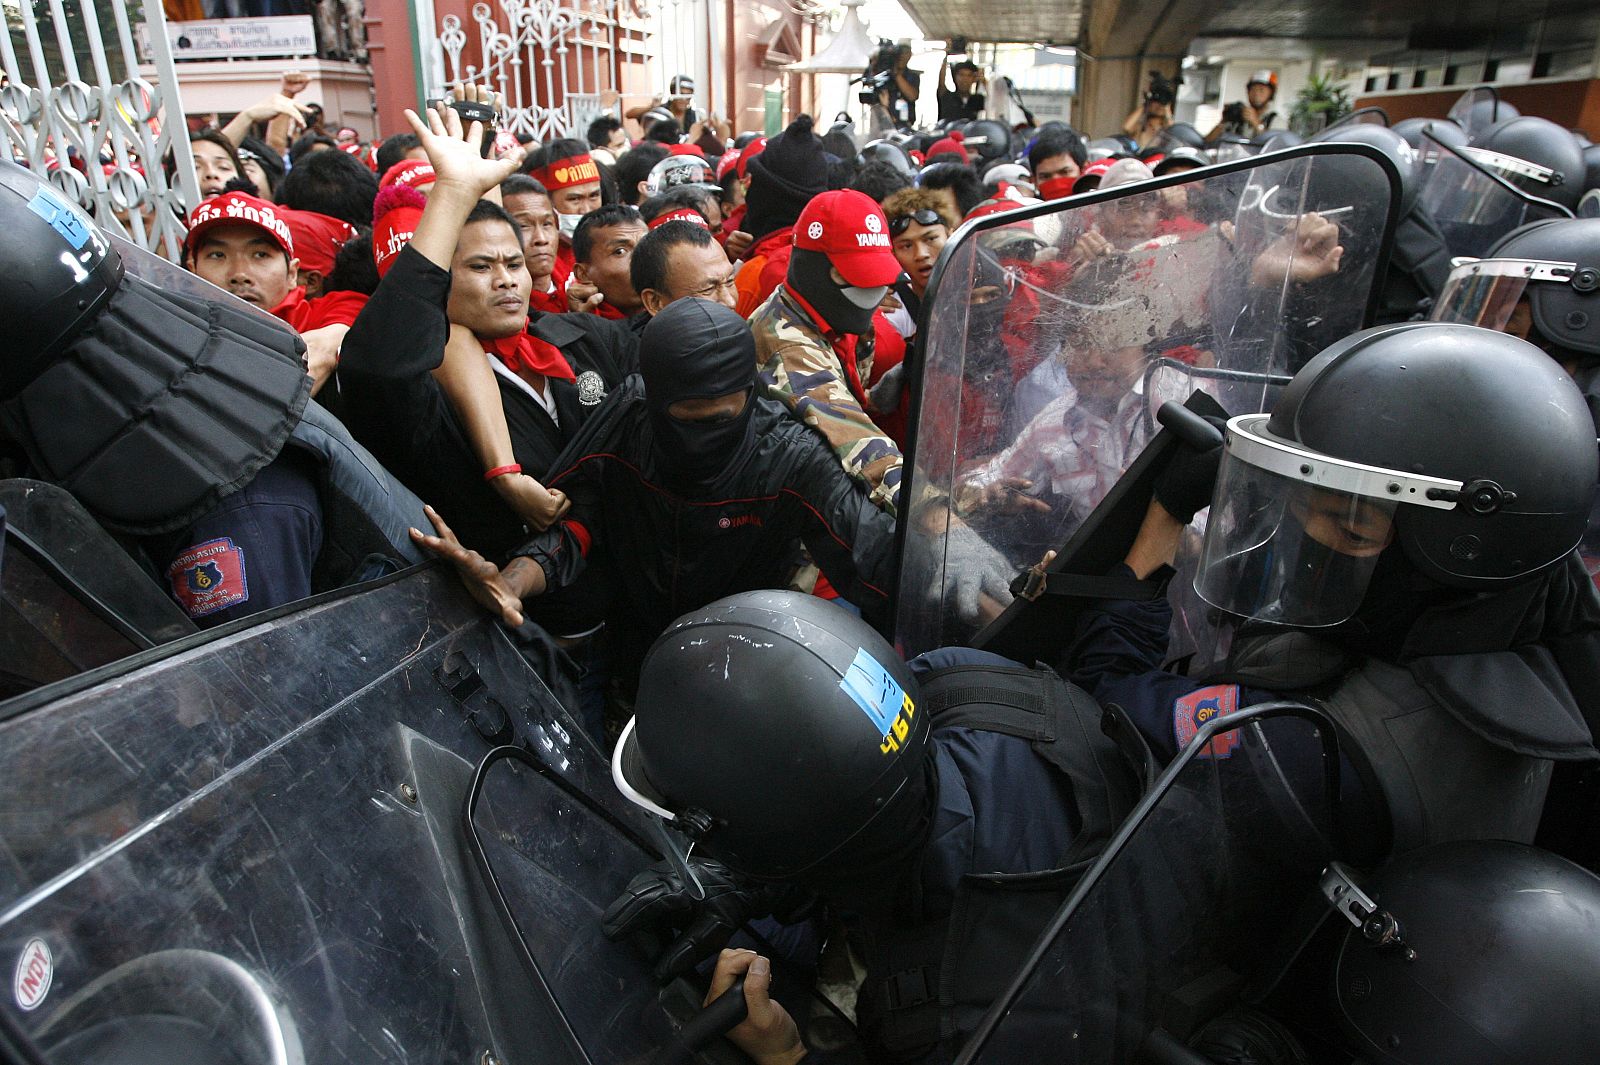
[1144,70,1181,108]
[857,40,901,103]
[1222,101,1246,124]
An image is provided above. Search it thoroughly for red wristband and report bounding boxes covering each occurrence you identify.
[484,464,522,481]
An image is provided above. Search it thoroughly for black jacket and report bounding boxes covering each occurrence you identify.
[337,246,625,633]
[514,379,898,668]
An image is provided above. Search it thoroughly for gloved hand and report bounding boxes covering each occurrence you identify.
[601,857,778,983]
[1152,414,1226,524]
[943,519,1016,624]
[867,361,904,414]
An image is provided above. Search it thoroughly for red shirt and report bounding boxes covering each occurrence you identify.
[271,288,369,332]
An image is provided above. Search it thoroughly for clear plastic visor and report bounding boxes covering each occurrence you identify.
[1195,416,1461,626]
[1430,256,1577,330]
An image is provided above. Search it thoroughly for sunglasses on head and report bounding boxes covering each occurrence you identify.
[889,208,944,236]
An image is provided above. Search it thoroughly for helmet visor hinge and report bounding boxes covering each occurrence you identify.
[1320,862,1418,962]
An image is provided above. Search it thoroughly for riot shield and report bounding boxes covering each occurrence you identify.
[0,566,693,1064]
[1416,129,1573,258]
[1447,87,1509,138]
[951,702,1346,1064]
[893,145,1400,658]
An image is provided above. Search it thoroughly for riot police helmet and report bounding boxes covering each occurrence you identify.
[858,139,916,178]
[1311,122,1419,216]
[1431,217,1600,358]
[1195,323,1597,625]
[1161,122,1207,151]
[0,161,124,400]
[1464,116,1585,210]
[1331,840,1600,1065]
[1582,143,1600,193]
[613,591,931,882]
[1391,117,1444,151]
[0,159,310,535]
[960,119,1012,162]
[1251,129,1304,152]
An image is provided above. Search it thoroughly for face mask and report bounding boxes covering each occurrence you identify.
[639,298,760,490]
[1038,175,1077,201]
[557,210,583,240]
[842,284,889,309]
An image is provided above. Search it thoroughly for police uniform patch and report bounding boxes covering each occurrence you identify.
[576,370,606,406]
[167,537,249,619]
[1173,684,1242,759]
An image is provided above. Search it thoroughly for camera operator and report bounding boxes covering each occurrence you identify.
[937,38,985,123]
[1205,69,1277,143]
[862,42,920,129]
[1122,70,1178,150]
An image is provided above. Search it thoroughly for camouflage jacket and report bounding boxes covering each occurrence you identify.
[750,285,903,516]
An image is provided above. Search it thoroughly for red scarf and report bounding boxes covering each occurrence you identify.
[529,281,566,315]
[272,288,369,332]
[479,332,576,382]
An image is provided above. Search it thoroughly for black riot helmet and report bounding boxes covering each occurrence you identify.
[1391,117,1443,151]
[1431,218,1600,359]
[1464,115,1585,210]
[0,159,310,536]
[1328,841,1600,1065]
[959,119,1012,162]
[1195,324,1597,625]
[1159,122,1207,151]
[858,139,915,178]
[613,591,930,882]
[1311,123,1419,217]
[1582,143,1600,193]
[0,161,124,400]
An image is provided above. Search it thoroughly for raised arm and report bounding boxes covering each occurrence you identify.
[407,96,571,530]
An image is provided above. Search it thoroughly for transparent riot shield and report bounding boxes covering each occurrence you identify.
[1447,87,1509,138]
[950,703,1346,1065]
[1416,129,1573,258]
[0,566,681,1064]
[894,144,1400,657]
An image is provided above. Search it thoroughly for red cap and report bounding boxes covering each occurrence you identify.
[735,137,767,180]
[281,209,358,276]
[715,151,741,181]
[185,192,294,259]
[925,136,969,163]
[793,189,901,287]
[1074,158,1116,193]
[380,159,436,190]
[667,142,706,157]
[648,207,710,230]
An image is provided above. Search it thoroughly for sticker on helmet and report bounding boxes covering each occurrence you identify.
[841,646,918,755]
[26,187,91,250]
[13,938,51,1011]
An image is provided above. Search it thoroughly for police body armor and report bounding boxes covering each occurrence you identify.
[1227,631,1550,855]
[280,399,430,587]
[855,663,1146,1062]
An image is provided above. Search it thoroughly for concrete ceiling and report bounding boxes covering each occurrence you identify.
[894,0,1592,51]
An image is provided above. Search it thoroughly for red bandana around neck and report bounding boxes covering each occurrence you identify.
[479,332,576,382]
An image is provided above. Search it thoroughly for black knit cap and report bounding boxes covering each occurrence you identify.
[743,114,829,240]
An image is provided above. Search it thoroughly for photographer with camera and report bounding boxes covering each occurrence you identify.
[1206,70,1277,143]
[1123,70,1179,150]
[937,38,985,123]
[861,42,920,130]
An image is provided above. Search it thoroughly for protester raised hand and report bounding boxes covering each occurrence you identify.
[402,94,517,201]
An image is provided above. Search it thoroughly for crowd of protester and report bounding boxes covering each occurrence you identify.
[12,56,1599,738]
[8,43,1600,1065]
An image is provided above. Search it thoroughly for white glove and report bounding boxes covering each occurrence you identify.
[941,520,1016,624]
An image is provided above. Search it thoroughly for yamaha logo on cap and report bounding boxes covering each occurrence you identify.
[864,214,881,233]
[807,221,824,240]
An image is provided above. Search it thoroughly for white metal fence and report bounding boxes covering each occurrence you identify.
[437,0,669,144]
[1,0,197,260]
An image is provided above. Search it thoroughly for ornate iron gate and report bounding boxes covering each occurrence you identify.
[1,0,198,260]
[437,0,664,144]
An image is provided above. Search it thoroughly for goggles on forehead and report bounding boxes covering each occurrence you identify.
[889,208,944,236]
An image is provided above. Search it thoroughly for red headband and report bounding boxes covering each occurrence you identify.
[648,207,710,230]
[532,154,600,191]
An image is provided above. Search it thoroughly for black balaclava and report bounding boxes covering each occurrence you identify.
[639,297,759,490]
[743,115,828,242]
[788,247,882,336]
